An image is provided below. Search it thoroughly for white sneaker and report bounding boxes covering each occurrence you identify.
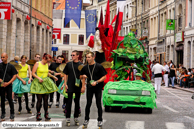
[164,86,168,88]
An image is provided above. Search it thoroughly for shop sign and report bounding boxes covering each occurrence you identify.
[175,32,184,42]
[52,28,61,39]
[0,2,12,20]
[166,19,175,30]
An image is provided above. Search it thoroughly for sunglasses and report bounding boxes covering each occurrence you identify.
[71,55,75,56]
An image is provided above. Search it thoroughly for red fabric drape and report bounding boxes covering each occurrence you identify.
[88,36,94,48]
[104,0,110,28]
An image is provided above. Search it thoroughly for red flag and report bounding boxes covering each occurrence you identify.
[117,12,123,32]
[104,0,110,28]
[98,7,103,27]
[111,10,123,51]
[111,15,117,25]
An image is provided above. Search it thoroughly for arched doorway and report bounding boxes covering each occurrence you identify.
[15,18,21,56]
[167,45,170,61]
[42,28,45,56]
[46,30,48,54]
[176,44,183,67]
[36,26,40,54]
[24,20,29,57]
[6,20,12,61]
[31,24,35,58]
[188,41,191,68]
[178,4,183,31]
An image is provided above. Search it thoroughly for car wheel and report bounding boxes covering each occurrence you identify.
[145,108,152,114]
[105,106,112,112]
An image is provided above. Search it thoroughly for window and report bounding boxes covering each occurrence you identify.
[189,0,192,27]
[63,34,69,44]
[64,18,70,28]
[78,35,84,45]
[62,50,69,62]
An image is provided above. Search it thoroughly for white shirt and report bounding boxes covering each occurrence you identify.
[164,65,169,73]
[152,63,166,74]
[170,63,172,67]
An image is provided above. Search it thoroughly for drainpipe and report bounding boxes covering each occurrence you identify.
[135,0,137,29]
[173,0,176,63]
[141,0,143,39]
[30,0,32,59]
[15,20,17,56]
[156,0,160,59]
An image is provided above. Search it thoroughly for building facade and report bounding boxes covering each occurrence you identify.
[125,0,186,68]
[0,0,53,61]
[123,0,150,53]
[52,0,89,61]
[184,0,194,68]
[87,0,193,68]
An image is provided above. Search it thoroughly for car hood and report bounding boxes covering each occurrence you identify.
[104,80,155,91]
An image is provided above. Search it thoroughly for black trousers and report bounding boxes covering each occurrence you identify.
[85,88,103,121]
[32,94,36,103]
[18,93,30,110]
[49,82,60,102]
[63,97,68,105]
[66,92,81,118]
[49,92,60,102]
[0,86,14,114]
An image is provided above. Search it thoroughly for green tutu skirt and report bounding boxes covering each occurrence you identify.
[58,80,84,98]
[13,78,31,94]
[58,80,75,98]
[30,77,59,94]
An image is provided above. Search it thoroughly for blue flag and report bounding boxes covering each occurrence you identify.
[65,0,82,28]
[85,10,97,39]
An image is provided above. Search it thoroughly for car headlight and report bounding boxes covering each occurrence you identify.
[142,91,150,95]
[108,89,117,94]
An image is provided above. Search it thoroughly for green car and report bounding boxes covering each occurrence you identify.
[103,80,157,114]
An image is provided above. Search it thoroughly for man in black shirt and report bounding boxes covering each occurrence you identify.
[0,53,18,121]
[80,52,107,128]
[49,55,63,107]
[62,50,82,126]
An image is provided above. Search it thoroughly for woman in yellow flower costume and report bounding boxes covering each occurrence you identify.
[13,55,32,114]
[30,53,58,121]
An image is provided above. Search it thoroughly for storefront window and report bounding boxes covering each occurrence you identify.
[63,34,69,44]
[62,50,69,62]
[79,35,84,45]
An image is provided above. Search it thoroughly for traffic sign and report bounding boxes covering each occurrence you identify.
[52,47,58,51]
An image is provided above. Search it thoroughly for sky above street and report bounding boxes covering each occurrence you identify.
[83,0,90,3]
